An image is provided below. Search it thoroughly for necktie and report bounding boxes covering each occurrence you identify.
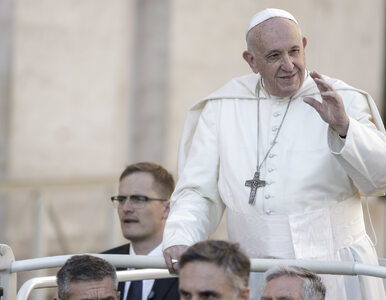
[126,280,142,300]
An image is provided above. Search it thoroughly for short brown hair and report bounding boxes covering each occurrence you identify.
[180,240,250,293]
[119,162,175,198]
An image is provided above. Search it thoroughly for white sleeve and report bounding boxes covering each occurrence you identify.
[163,101,225,249]
[328,91,386,195]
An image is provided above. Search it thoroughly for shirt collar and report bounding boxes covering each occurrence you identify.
[129,243,163,256]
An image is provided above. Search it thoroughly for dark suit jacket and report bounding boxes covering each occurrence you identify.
[103,244,180,300]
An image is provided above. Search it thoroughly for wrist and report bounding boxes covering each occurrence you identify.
[334,118,349,137]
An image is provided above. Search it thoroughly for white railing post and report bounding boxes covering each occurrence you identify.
[0,244,17,300]
[31,191,48,300]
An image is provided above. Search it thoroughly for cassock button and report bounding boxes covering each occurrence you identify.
[265,209,273,215]
[268,168,275,172]
[269,153,276,158]
[272,126,278,132]
[273,112,281,117]
[264,194,271,199]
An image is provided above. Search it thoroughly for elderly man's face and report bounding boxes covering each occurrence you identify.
[261,276,303,300]
[60,276,120,300]
[243,18,307,98]
[179,261,249,300]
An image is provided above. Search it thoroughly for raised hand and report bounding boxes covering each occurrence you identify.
[303,71,349,136]
[163,245,189,274]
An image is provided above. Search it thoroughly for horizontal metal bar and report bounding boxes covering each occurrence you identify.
[10,254,166,272]
[10,254,386,278]
[250,258,356,275]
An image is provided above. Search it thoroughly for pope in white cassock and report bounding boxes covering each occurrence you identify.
[162,8,386,299]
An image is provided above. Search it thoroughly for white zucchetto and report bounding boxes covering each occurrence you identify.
[246,8,298,36]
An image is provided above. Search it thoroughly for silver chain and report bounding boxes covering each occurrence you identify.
[255,80,292,172]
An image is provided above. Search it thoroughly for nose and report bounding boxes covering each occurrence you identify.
[121,199,135,212]
[280,53,294,72]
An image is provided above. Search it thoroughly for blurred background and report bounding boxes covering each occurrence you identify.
[0,0,385,298]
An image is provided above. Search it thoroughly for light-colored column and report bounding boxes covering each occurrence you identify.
[129,0,170,164]
[0,0,12,242]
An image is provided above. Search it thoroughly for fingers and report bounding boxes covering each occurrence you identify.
[303,97,322,113]
[303,93,339,114]
[163,251,175,274]
[309,70,322,81]
[310,71,335,93]
[171,258,180,274]
[163,245,189,275]
[309,71,340,106]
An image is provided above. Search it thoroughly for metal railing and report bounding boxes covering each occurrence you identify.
[1,244,386,300]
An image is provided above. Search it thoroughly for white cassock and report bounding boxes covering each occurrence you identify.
[163,72,386,299]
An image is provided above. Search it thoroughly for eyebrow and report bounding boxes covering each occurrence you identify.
[179,288,222,298]
[265,49,280,58]
[265,45,300,57]
[198,290,222,298]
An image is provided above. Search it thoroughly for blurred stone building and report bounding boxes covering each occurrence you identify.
[0,0,385,298]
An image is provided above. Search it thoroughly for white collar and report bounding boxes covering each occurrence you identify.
[129,243,163,256]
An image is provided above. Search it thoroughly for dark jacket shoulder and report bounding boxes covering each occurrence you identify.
[102,243,130,255]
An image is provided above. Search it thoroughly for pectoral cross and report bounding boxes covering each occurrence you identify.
[245,171,266,205]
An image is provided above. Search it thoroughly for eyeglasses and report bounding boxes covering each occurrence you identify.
[110,194,168,209]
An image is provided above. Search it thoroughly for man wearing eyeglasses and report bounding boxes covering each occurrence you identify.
[103,162,179,300]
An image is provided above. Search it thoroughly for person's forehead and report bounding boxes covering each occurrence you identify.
[119,172,156,193]
[250,17,300,39]
[249,18,302,53]
[69,277,117,299]
[261,17,297,28]
[180,261,235,295]
[262,275,303,299]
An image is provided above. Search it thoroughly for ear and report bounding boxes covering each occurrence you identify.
[242,50,258,74]
[162,201,170,219]
[302,36,307,48]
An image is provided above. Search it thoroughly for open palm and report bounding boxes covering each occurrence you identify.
[303,71,349,136]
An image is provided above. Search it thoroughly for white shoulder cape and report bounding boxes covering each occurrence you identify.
[177,73,385,174]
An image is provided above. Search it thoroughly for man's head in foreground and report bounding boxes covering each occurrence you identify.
[261,265,326,300]
[179,240,250,300]
[55,255,120,300]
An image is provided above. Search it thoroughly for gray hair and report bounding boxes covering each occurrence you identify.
[56,255,118,300]
[264,265,326,300]
[179,240,250,294]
